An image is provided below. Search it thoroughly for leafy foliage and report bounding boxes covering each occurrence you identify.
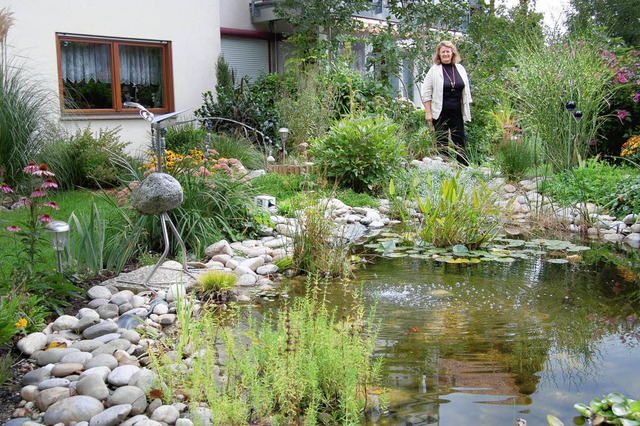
[416,172,503,249]
[310,115,405,194]
[573,392,640,426]
[41,127,130,190]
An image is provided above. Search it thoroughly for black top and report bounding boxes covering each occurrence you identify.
[442,63,464,111]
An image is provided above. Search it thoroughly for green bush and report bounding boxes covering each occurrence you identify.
[310,115,405,194]
[539,158,631,208]
[164,123,206,154]
[209,134,265,170]
[42,127,130,190]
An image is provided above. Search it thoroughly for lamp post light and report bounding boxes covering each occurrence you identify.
[47,220,70,273]
[279,127,289,161]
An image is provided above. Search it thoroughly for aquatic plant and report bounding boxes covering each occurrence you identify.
[548,392,640,425]
[415,172,503,249]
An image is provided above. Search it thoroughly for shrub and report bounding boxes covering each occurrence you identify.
[164,123,206,154]
[310,115,405,194]
[42,127,130,190]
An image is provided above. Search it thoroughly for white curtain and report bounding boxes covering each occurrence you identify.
[119,45,162,85]
[61,41,162,85]
[61,41,112,83]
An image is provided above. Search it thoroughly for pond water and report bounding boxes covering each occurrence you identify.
[280,244,640,425]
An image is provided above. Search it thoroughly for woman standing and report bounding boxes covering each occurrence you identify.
[421,40,472,166]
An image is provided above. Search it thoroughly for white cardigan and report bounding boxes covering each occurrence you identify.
[421,63,472,122]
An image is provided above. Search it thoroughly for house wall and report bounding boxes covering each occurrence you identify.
[2,0,221,155]
[220,0,255,30]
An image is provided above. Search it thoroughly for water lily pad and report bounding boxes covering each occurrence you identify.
[434,256,454,263]
[452,244,469,254]
[446,258,471,264]
[428,289,454,297]
[566,245,591,252]
[385,252,407,258]
[547,258,569,264]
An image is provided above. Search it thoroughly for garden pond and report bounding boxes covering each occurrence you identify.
[273,237,640,426]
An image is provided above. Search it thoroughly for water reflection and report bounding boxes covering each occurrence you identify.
[279,251,640,425]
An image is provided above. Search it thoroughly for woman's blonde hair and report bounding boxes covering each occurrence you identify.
[433,40,460,64]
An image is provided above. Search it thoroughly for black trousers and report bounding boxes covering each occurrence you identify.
[433,108,468,166]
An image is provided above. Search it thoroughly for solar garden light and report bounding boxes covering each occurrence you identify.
[47,220,70,273]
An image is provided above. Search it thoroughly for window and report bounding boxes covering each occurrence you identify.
[57,34,173,113]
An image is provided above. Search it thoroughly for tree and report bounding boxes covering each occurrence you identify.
[567,0,640,47]
[273,0,371,55]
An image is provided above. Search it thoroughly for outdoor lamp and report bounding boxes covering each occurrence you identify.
[566,100,577,112]
[279,127,289,158]
[47,220,70,273]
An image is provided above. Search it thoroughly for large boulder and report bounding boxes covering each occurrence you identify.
[130,173,183,215]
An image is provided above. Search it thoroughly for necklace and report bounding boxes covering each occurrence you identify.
[442,65,456,91]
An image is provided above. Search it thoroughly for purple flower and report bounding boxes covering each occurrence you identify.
[43,201,60,210]
[618,110,629,120]
[41,178,58,189]
[0,183,13,193]
[634,93,640,103]
[32,163,54,177]
[30,189,47,198]
[6,225,20,232]
[23,162,38,173]
[617,72,628,84]
[38,214,53,223]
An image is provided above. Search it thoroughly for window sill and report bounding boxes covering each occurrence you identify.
[60,113,156,121]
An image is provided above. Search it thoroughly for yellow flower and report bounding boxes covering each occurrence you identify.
[15,318,27,328]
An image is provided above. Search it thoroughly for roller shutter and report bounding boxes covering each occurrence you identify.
[221,36,269,81]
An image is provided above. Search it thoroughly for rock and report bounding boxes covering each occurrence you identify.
[129,369,157,393]
[72,316,102,334]
[20,385,39,401]
[110,290,135,306]
[38,378,71,390]
[117,313,146,330]
[43,395,105,424]
[108,365,141,386]
[51,362,84,377]
[2,419,30,426]
[158,314,176,326]
[79,366,112,382]
[35,386,74,411]
[85,353,118,370]
[71,339,104,352]
[22,367,52,386]
[150,405,180,424]
[237,274,258,286]
[33,348,80,366]
[256,264,278,275]
[52,315,80,332]
[76,374,110,401]
[119,415,150,426]
[87,286,113,300]
[97,303,120,319]
[166,283,186,303]
[205,240,233,258]
[16,333,48,356]
[131,172,183,215]
[83,321,119,339]
[108,386,148,415]
[89,404,133,426]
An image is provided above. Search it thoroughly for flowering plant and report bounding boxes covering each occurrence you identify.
[1,162,61,272]
[620,134,640,162]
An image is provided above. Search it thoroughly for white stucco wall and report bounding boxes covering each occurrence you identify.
[220,0,255,30]
[2,0,221,154]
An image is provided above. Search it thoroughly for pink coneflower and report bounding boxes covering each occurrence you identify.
[0,183,13,193]
[41,178,58,189]
[6,225,20,232]
[15,198,31,208]
[38,214,53,223]
[30,189,47,198]
[43,201,60,210]
[618,110,629,120]
[23,162,38,173]
[634,93,640,103]
[32,163,54,177]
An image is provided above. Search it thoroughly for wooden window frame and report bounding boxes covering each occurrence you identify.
[56,33,174,115]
